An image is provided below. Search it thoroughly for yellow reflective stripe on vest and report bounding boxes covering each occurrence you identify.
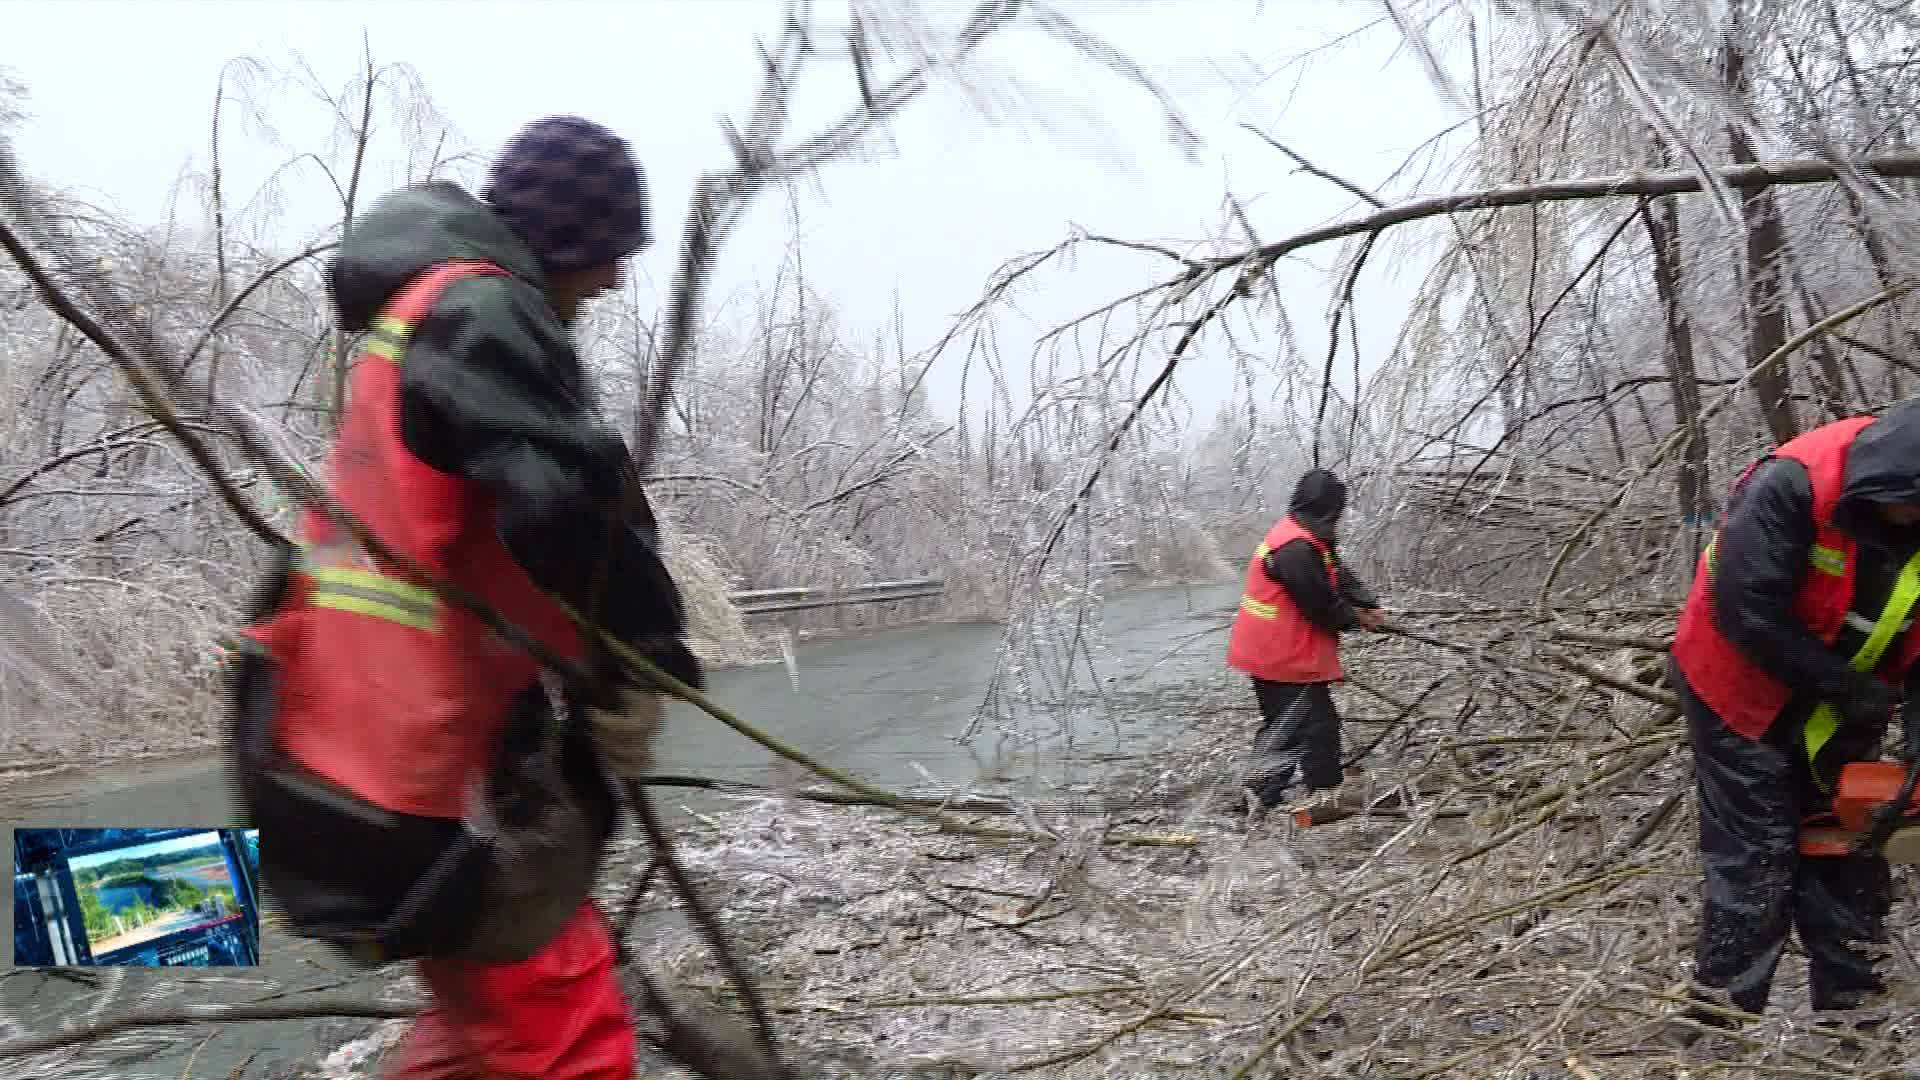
[1808,544,1848,577]
[1703,534,1847,580]
[1242,529,1334,620]
[1239,596,1279,619]
[297,548,442,632]
[1804,545,1920,769]
[363,314,415,363]
[1244,541,1274,617]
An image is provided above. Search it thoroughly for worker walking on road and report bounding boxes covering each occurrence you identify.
[1671,402,1920,1024]
[228,116,704,1080]
[1227,468,1385,822]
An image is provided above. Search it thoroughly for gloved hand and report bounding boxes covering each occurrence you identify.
[1840,678,1904,730]
[588,686,666,779]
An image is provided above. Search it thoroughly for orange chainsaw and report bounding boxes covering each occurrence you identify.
[1799,758,1920,862]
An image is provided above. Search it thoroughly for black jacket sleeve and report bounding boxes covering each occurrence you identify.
[1711,457,1859,704]
[396,275,704,693]
[1263,538,1359,633]
[1336,559,1379,611]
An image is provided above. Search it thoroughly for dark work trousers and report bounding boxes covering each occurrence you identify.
[1678,667,1892,1013]
[1243,678,1342,809]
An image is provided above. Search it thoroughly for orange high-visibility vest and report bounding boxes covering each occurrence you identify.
[243,260,586,819]
[1227,514,1343,683]
[1672,415,1920,740]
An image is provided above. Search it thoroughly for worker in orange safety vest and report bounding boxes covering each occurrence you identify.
[1226,468,1385,822]
[1670,403,1920,1028]
[228,116,702,1080]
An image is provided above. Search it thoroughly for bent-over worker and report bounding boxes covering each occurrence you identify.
[229,116,703,1080]
[1226,468,1385,820]
[1671,402,1920,1022]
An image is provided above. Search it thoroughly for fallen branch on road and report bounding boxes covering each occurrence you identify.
[0,999,415,1060]
[1549,627,1672,652]
[1544,652,1680,709]
[646,772,1182,819]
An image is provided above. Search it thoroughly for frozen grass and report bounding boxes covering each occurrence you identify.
[0,560,239,772]
[0,526,781,774]
[655,502,786,671]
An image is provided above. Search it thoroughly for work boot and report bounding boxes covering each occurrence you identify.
[1291,785,1346,826]
[1812,982,1898,1040]
[1811,965,1898,1013]
[1814,985,1890,1012]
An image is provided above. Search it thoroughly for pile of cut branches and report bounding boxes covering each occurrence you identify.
[594,611,1915,1078]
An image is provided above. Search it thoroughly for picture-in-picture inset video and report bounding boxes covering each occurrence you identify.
[12,827,262,967]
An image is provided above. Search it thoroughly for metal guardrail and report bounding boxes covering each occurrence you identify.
[732,578,945,617]
[730,578,941,605]
[726,562,1142,618]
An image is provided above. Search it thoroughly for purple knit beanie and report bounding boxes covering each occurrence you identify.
[482,116,653,273]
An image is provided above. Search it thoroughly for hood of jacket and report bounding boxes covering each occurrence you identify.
[1288,468,1347,542]
[327,181,548,332]
[1835,401,1920,551]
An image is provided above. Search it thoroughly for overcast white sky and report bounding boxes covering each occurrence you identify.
[4,0,1465,433]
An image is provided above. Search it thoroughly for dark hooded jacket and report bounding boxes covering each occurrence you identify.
[318,180,701,695]
[1261,469,1380,634]
[1710,402,1920,713]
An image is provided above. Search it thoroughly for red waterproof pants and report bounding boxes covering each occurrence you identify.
[382,902,635,1080]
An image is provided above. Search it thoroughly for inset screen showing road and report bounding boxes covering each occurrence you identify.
[12,827,262,967]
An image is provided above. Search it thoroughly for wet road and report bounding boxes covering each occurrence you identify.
[1,581,1238,1079]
